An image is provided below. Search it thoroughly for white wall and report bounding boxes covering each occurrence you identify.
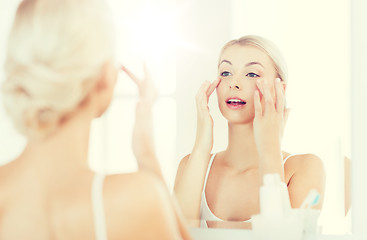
[176,0,233,160]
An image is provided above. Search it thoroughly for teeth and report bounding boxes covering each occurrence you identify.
[227,99,245,103]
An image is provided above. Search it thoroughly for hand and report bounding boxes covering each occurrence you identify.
[193,78,221,153]
[122,64,162,177]
[121,64,158,106]
[253,78,290,159]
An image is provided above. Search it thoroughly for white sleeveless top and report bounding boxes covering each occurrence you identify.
[199,153,294,227]
[92,173,107,240]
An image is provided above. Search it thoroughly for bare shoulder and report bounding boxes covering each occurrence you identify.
[284,153,325,183]
[104,170,166,203]
[285,153,324,170]
[177,154,191,170]
[104,170,169,216]
[0,158,29,204]
[176,152,217,173]
[103,171,179,239]
[284,153,326,208]
[174,152,217,187]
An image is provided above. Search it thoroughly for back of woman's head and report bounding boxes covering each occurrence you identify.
[2,0,115,138]
[220,35,288,84]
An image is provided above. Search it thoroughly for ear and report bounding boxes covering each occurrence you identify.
[282,81,287,93]
[94,60,118,93]
[90,60,118,117]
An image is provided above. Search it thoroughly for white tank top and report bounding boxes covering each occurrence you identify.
[199,153,294,227]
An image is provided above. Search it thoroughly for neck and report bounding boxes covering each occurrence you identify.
[223,122,259,171]
[21,108,93,180]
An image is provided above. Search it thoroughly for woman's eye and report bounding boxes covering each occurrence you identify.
[246,72,259,78]
[221,71,231,77]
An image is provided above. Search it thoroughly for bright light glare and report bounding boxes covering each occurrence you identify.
[111,0,177,95]
[124,3,177,62]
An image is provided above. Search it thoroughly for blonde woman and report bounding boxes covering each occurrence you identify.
[0,0,190,239]
[174,35,325,227]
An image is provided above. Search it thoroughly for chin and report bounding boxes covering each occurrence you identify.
[220,110,254,125]
[226,116,254,125]
[219,104,254,125]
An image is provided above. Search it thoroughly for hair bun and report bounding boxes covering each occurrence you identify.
[1,0,115,138]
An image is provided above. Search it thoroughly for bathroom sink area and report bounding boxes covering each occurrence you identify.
[190,228,352,240]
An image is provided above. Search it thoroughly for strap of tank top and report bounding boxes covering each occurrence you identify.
[92,173,107,240]
[202,153,216,191]
[283,154,294,164]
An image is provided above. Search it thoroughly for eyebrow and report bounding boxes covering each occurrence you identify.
[218,60,232,67]
[218,60,264,68]
[245,61,264,68]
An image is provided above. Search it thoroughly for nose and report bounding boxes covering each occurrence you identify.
[229,75,241,90]
[230,85,240,89]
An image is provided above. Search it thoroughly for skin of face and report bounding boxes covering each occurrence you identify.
[216,44,279,124]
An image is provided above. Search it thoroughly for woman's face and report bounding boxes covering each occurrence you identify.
[216,44,278,124]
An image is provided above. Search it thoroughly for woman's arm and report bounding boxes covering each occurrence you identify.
[121,65,164,179]
[286,154,325,209]
[253,78,325,208]
[253,78,290,184]
[120,66,192,238]
[173,79,220,221]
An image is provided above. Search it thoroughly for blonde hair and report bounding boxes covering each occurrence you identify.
[1,0,115,138]
[220,35,288,84]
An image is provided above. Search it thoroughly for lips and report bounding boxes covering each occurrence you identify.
[226,97,246,109]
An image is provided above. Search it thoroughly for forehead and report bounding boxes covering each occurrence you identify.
[219,44,273,67]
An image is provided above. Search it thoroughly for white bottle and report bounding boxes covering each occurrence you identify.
[259,174,284,217]
[252,173,303,240]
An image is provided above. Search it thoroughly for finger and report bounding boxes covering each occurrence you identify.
[121,65,140,85]
[200,80,212,102]
[275,78,285,113]
[196,81,211,109]
[206,78,222,97]
[256,78,264,95]
[198,81,211,96]
[253,90,262,118]
[261,79,274,111]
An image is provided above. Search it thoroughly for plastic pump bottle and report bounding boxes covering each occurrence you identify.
[252,173,303,240]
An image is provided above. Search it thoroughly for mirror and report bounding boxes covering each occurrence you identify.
[0,0,351,236]
[175,0,351,235]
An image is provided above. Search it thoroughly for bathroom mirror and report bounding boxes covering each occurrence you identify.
[0,0,352,236]
[175,0,351,235]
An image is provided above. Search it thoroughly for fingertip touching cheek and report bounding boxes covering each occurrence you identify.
[215,44,280,124]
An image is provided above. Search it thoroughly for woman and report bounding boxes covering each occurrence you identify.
[174,35,325,227]
[0,0,190,239]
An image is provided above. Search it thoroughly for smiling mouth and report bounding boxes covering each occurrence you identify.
[226,98,246,106]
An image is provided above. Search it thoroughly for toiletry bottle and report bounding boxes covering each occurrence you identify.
[252,173,303,240]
